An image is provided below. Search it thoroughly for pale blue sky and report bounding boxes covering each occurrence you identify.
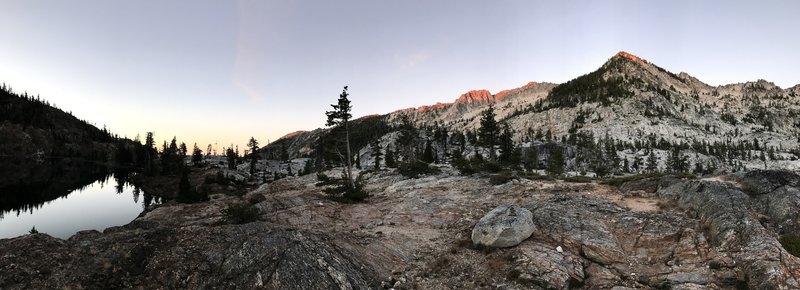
[1,0,798,151]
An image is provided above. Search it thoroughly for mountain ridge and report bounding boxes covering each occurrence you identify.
[268,51,800,173]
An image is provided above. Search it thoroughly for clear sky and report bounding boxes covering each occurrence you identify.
[1,0,798,152]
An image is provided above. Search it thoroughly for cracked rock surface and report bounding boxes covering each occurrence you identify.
[2,168,800,289]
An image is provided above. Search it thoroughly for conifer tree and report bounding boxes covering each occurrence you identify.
[396,115,418,162]
[385,145,397,168]
[646,151,659,173]
[669,147,688,172]
[226,148,237,170]
[422,140,435,163]
[547,147,565,176]
[247,137,259,174]
[498,125,516,165]
[325,86,355,188]
[524,146,538,171]
[302,159,315,175]
[191,143,203,166]
[477,105,500,160]
[179,142,188,159]
[370,139,383,170]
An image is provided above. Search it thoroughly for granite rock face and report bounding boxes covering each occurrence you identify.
[2,169,800,289]
[0,220,381,289]
[659,174,800,289]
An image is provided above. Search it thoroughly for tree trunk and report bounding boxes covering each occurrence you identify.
[345,121,355,188]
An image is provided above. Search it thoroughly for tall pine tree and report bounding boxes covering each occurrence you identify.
[325,86,355,188]
[477,105,500,160]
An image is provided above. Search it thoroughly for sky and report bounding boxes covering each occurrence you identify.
[1,0,798,153]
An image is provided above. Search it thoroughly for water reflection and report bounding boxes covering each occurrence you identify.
[0,159,160,239]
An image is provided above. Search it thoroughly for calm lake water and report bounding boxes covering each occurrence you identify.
[0,173,159,239]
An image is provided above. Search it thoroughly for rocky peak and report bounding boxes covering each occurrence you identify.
[454,89,494,104]
[495,81,539,100]
[613,51,648,65]
[745,79,781,91]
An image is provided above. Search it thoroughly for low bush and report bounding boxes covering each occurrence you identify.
[397,159,441,178]
[780,235,800,257]
[521,171,555,181]
[489,171,516,185]
[315,172,339,187]
[320,173,369,202]
[563,176,594,183]
[601,172,695,187]
[221,202,260,224]
[454,156,502,175]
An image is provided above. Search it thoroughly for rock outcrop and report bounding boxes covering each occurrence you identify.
[3,169,800,289]
[659,175,800,289]
[471,205,535,248]
[0,206,382,289]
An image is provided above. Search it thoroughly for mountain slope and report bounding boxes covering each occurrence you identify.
[269,51,800,172]
[0,84,117,160]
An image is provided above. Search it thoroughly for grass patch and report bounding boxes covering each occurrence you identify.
[221,202,260,224]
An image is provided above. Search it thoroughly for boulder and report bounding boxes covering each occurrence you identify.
[471,205,535,248]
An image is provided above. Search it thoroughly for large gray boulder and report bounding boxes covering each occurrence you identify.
[471,205,535,248]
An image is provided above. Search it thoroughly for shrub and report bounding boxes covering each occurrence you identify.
[780,235,800,257]
[221,203,260,224]
[397,159,441,178]
[178,169,209,203]
[489,171,516,185]
[600,172,695,187]
[708,260,722,270]
[454,156,501,175]
[315,172,339,187]
[564,176,593,183]
[453,156,476,175]
[479,161,503,173]
[321,172,369,202]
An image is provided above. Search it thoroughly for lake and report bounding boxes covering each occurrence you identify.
[0,164,160,239]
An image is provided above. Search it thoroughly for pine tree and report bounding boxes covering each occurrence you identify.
[191,143,203,166]
[498,125,516,165]
[693,162,704,175]
[646,151,659,173]
[302,159,315,175]
[370,139,383,170]
[524,146,538,171]
[422,140,435,163]
[547,147,565,176]
[226,148,237,170]
[385,145,397,168]
[247,137,260,174]
[179,142,188,159]
[477,105,500,160]
[396,115,418,162]
[325,86,355,189]
[668,147,688,172]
